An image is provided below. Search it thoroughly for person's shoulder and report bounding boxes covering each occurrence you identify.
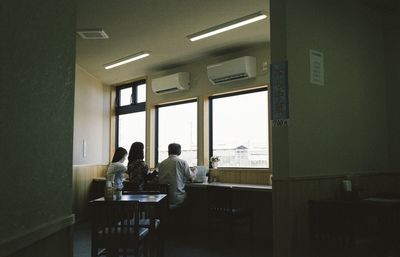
[178,157,189,164]
[114,162,127,170]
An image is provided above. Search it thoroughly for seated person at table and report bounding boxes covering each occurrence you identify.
[106,147,128,190]
[127,142,148,191]
[158,143,197,208]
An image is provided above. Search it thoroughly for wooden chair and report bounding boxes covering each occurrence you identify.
[308,199,369,257]
[144,183,169,209]
[123,181,140,192]
[206,186,253,240]
[121,189,167,257]
[90,200,149,257]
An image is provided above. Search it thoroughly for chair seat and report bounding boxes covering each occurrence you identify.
[97,226,149,241]
[97,227,149,239]
[119,218,161,229]
[139,218,161,229]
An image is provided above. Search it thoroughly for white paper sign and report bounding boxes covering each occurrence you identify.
[310,49,324,86]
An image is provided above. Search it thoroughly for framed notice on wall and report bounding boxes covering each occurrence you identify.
[270,61,289,127]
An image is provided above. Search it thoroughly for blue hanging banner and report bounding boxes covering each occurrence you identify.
[270,61,289,127]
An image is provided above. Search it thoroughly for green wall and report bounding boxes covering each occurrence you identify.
[384,9,400,171]
[285,0,388,176]
[0,0,76,254]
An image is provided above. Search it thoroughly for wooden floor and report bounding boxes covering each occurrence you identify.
[73,221,272,257]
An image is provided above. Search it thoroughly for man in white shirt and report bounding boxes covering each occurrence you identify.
[158,143,197,208]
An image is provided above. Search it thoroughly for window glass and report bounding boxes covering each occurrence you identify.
[157,101,197,166]
[116,80,146,164]
[137,84,146,103]
[118,111,146,164]
[119,87,132,106]
[211,90,268,168]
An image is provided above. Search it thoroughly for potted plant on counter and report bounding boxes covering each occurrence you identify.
[210,156,220,169]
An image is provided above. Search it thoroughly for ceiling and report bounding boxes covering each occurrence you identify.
[76,0,270,85]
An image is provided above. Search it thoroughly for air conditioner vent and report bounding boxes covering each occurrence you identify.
[212,73,248,84]
[207,56,256,85]
[77,29,109,39]
[155,87,179,94]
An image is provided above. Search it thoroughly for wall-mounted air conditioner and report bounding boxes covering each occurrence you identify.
[151,72,190,94]
[207,56,256,85]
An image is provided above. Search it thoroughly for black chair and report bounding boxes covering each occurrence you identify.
[90,200,149,257]
[122,189,167,257]
[308,199,372,257]
[206,186,253,241]
[144,183,170,209]
[123,181,140,192]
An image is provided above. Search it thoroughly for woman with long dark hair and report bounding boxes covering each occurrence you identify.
[106,147,128,190]
[127,142,148,190]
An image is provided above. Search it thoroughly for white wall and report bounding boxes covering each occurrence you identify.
[73,65,110,165]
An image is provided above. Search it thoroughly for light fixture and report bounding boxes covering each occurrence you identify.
[104,52,150,70]
[187,11,267,42]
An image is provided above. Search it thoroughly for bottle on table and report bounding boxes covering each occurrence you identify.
[104,180,114,200]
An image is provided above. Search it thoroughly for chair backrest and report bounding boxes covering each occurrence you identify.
[91,200,141,246]
[207,186,233,214]
[144,183,169,194]
[123,181,140,192]
[122,190,160,195]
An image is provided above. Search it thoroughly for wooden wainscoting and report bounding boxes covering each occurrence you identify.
[272,172,400,257]
[72,164,108,220]
[209,168,272,185]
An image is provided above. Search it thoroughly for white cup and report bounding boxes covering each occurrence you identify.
[202,176,208,183]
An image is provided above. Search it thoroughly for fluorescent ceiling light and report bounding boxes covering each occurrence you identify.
[104,52,150,70]
[187,11,267,42]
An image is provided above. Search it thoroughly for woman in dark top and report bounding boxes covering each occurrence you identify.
[127,142,148,191]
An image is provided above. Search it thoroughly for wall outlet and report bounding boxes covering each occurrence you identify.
[83,139,87,158]
[262,61,268,71]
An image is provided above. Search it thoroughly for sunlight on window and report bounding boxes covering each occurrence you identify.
[137,84,146,103]
[118,112,146,160]
[212,90,268,168]
[119,87,132,106]
[158,101,197,166]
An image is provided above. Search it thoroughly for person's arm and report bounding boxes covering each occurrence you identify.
[183,161,197,181]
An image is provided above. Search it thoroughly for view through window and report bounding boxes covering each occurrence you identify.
[116,80,146,164]
[157,101,197,166]
[211,89,268,168]
[118,112,146,154]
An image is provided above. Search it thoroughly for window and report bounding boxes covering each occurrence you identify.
[116,80,146,157]
[156,100,197,166]
[210,88,269,168]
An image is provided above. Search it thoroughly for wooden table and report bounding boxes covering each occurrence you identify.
[91,194,167,257]
[91,194,167,204]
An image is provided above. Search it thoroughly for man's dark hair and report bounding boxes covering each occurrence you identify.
[112,147,127,163]
[168,143,181,155]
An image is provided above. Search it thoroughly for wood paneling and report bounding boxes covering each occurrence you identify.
[72,164,107,220]
[209,169,272,185]
[273,172,400,257]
